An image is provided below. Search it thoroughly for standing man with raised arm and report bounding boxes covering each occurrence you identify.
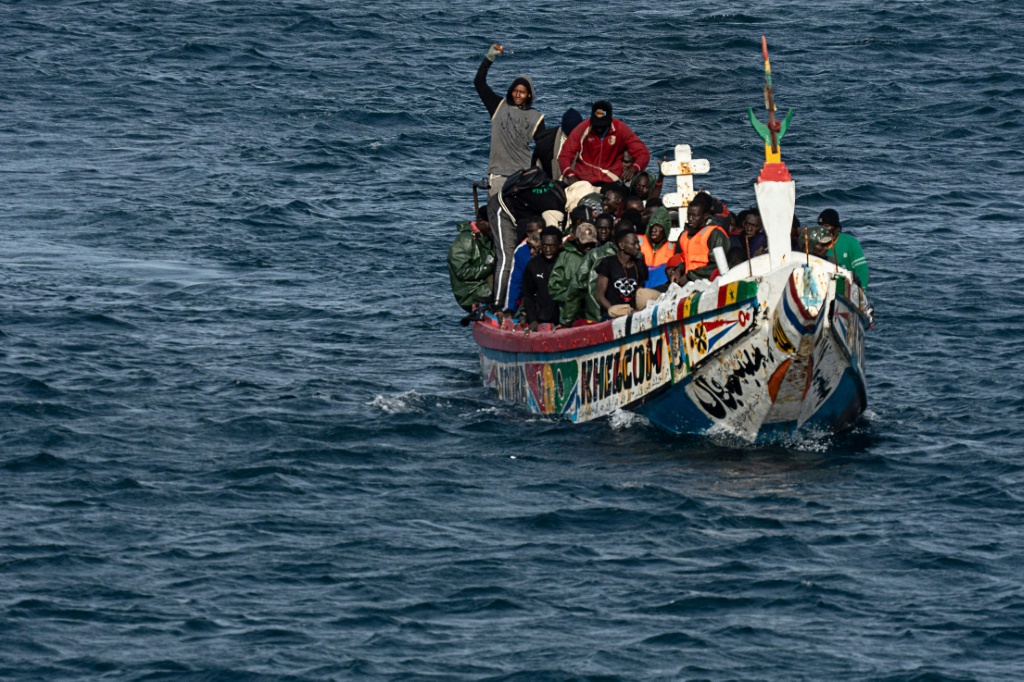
[474,43,545,198]
[475,43,545,312]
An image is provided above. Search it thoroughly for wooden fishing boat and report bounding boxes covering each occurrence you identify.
[470,39,872,442]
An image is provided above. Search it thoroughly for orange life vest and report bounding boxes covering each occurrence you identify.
[638,235,675,269]
[677,224,727,271]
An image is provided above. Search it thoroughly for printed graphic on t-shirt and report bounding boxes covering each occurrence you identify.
[596,255,647,307]
[613,276,637,302]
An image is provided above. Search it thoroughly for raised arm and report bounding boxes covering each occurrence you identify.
[474,44,504,118]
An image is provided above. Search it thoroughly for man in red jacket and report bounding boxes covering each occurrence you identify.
[558,100,650,188]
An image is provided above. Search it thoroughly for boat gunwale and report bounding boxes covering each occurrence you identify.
[472,283,760,355]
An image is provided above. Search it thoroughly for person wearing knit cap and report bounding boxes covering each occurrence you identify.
[666,253,689,287]
[818,208,842,232]
[532,107,584,182]
[474,43,545,198]
[557,100,650,187]
[817,208,869,288]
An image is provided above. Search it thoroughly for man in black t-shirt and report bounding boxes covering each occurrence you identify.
[595,227,652,319]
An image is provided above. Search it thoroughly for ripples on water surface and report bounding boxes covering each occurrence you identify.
[2,1,1023,679]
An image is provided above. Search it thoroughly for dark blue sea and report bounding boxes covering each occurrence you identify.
[2,2,1023,679]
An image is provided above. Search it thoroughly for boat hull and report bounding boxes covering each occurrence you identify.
[474,258,871,442]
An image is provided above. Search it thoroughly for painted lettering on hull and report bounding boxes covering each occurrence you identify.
[580,337,663,406]
[495,362,529,405]
[690,347,772,419]
[773,316,795,353]
[485,358,580,417]
[485,337,673,421]
[578,332,671,418]
[524,361,579,414]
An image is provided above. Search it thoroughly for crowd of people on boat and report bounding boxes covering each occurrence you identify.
[448,44,869,330]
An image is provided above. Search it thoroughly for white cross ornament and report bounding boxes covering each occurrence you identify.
[660,144,710,242]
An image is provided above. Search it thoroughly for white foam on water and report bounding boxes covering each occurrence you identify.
[367,391,424,415]
[608,409,650,430]
[702,421,834,452]
[777,431,833,453]
[704,422,756,447]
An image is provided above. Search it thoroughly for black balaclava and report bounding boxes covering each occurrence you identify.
[590,100,612,135]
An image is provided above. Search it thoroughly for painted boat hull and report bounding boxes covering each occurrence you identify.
[473,256,871,442]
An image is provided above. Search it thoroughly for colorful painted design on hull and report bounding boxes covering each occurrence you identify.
[475,281,760,423]
[479,329,671,421]
[474,262,870,442]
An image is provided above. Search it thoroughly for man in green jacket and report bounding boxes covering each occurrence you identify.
[574,230,619,322]
[549,222,598,326]
[817,209,869,288]
[447,207,496,311]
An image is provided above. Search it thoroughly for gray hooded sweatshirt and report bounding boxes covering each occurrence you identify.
[487,75,544,177]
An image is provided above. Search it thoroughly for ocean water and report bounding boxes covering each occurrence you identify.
[2,1,1023,679]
